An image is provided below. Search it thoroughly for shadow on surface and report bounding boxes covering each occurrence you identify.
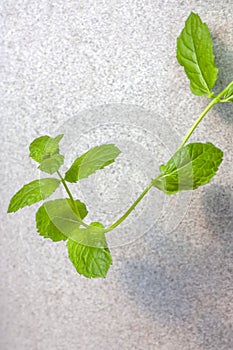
[213,37,233,124]
[120,249,232,348]
[120,185,233,349]
[202,184,233,255]
[119,32,233,350]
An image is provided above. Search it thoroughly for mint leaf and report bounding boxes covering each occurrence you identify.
[67,223,112,278]
[67,241,112,279]
[8,178,61,213]
[36,199,88,242]
[224,84,233,102]
[65,144,121,183]
[29,134,64,163]
[152,142,223,194]
[29,135,50,162]
[38,154,64,174]
[177,12,218,96]
[68,222,107,247]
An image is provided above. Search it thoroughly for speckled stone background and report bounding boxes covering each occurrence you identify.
[1,1,233,350]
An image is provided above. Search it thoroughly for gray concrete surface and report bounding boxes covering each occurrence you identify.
[1,1,233,349]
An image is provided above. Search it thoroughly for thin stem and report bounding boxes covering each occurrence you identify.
[105,182,153,233]
[57,170,89,228]
[178,80,233,150]
[105,81,233,233]
[178,98,218,149]
[55,81,233,234]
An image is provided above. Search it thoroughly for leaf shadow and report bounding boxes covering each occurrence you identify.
[212,37,233,124]
[202,184,233,258]
[119,215,233,349]
[116,31,233,350]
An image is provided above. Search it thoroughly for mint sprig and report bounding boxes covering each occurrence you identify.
[7,12,232,279]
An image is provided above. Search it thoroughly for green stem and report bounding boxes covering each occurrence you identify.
[178,80,233,149]
[105,182,153,233]
[104,81,233,232]
[57,171,89,228]
[220,80,233,102]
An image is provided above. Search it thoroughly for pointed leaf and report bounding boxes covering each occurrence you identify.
[177,12,218,96]
[65,144,121,183]
[8,178,61,213]
[152,142,223,194]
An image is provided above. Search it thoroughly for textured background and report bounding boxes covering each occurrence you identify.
[1,1,233,349]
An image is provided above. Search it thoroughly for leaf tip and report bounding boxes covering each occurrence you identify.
[7,205,13,213]
[55,134,64,142]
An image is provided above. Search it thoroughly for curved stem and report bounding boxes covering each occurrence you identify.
[57,171,89,228]
[55,81,233,234]
[104,81,233,233]
[105,182,153,233]
[178,80,233,150]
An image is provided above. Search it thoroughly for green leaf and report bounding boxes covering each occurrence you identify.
[38,154,64,174]
[68,222,107,247]
[152,142,223,194]
[177,12,218,96]
[67,223,112,278]
[36,199,88,242]
[65,144,121,183]
[29,134,64,163]
[224,84,233,102]
[8,178,61,213]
